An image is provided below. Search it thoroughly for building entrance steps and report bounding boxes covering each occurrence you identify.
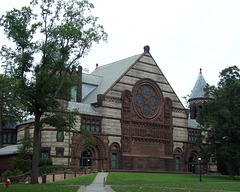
[78,172,115,192]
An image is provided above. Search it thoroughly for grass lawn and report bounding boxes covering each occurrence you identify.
[0,173,97,192]
[106,172,240,192]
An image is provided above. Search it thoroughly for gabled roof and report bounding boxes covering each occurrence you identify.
[189,69,209,100]
[82,73,102,86]
[82,54,142,104]
[68,101,102,116]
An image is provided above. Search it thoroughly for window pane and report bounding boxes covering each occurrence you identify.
[112,153,117,168]
[71,86,77,102]
[12,133,16,144]
[176,157,180,170]
[3,133,7,144]
[8,133,11,144]
[96,125,100,132]
[82,124,86,130]
[143,105,150,116]
[136,94,143,105]
[91,125,95,132]
[87,119,90,124]
[87,124,90,131]
[57,151,62,157]
[57,131,62,140]
[91,119,95,124]
[42,152,48,159]
[149,96,157,108]
[142,85,151,97]
[96,120,100,125]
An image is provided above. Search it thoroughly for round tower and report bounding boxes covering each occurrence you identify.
[188,68,212,119]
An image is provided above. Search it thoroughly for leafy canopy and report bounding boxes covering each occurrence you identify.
[197,66,240,179]
[0,0,107,183]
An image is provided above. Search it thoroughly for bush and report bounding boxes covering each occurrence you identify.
[38,158,53,167]
[38,165,58,175]
[12,168,23,176]
[1,170,13,178]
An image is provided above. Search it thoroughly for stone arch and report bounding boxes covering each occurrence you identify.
[184,145,201,173]
[109,142,121,169]
[70,134,108,171]
[174,147,183,171]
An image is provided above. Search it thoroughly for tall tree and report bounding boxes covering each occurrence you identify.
[0,0,107,183]
[0,74,28,147]
[197,66,240,180]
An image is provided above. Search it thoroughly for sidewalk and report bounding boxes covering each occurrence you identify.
[77,172,115,192]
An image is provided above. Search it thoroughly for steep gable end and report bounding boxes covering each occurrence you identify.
[105,50,185,111]
[82,54,142,104]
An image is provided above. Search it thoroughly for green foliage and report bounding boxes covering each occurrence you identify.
[81,129,96,152]
[1,170,13,178]
[197,66,240,179]
[38,166,56,176]
[11,132,32,173]
[1,168,23,178]
[38,158,53,167]
[0,0,107,183]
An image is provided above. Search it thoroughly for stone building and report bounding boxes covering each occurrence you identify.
[2,45,215,173]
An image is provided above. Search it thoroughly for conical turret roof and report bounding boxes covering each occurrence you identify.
[189,68,208,100]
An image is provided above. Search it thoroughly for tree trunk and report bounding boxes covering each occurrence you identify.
[30,113,41,184]
[229,162,235,180]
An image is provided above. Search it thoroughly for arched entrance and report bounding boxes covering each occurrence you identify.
[188,155,196,173]
[71,133,109,171]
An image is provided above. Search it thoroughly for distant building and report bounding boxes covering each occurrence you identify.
[0,46,216,174]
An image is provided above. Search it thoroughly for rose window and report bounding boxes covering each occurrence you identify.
[135,84,159,118]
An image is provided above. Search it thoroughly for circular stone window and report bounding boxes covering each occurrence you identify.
[134,82,161,118]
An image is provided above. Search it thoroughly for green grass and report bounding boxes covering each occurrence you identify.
[0,173,97,192]
[106,172,240,192]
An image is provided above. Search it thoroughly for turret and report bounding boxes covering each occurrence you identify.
[188,68,212,119]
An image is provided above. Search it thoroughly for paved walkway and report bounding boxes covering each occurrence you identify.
[78,172,115,192]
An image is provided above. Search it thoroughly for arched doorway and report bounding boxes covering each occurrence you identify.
[188,155,196,173]
[80,151,92,167]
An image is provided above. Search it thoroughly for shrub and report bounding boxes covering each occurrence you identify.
[12,168,23,176]
[1,170,13,178]
[38,158,53,167]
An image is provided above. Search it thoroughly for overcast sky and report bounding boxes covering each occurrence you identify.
[1,0,240,105]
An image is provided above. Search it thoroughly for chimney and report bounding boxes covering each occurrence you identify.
[144,45,150,53]
[200,68,202,74]
[77,66,82,102]
[95,63,98,70]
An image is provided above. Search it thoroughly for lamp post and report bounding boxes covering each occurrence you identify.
[198,157,202,182]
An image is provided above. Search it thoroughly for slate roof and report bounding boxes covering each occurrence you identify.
[82,54,142,104]
[68,101,102,116]
[82,73,102,86]
[0,145,21,156]
[189,70,208,100]
[188,119,200,129]
[82,73,102,100]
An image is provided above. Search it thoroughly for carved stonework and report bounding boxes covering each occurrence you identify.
[121,79,173,161]
[122,136,131,152]
[105,96,122,103]
[121,90,132,119]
